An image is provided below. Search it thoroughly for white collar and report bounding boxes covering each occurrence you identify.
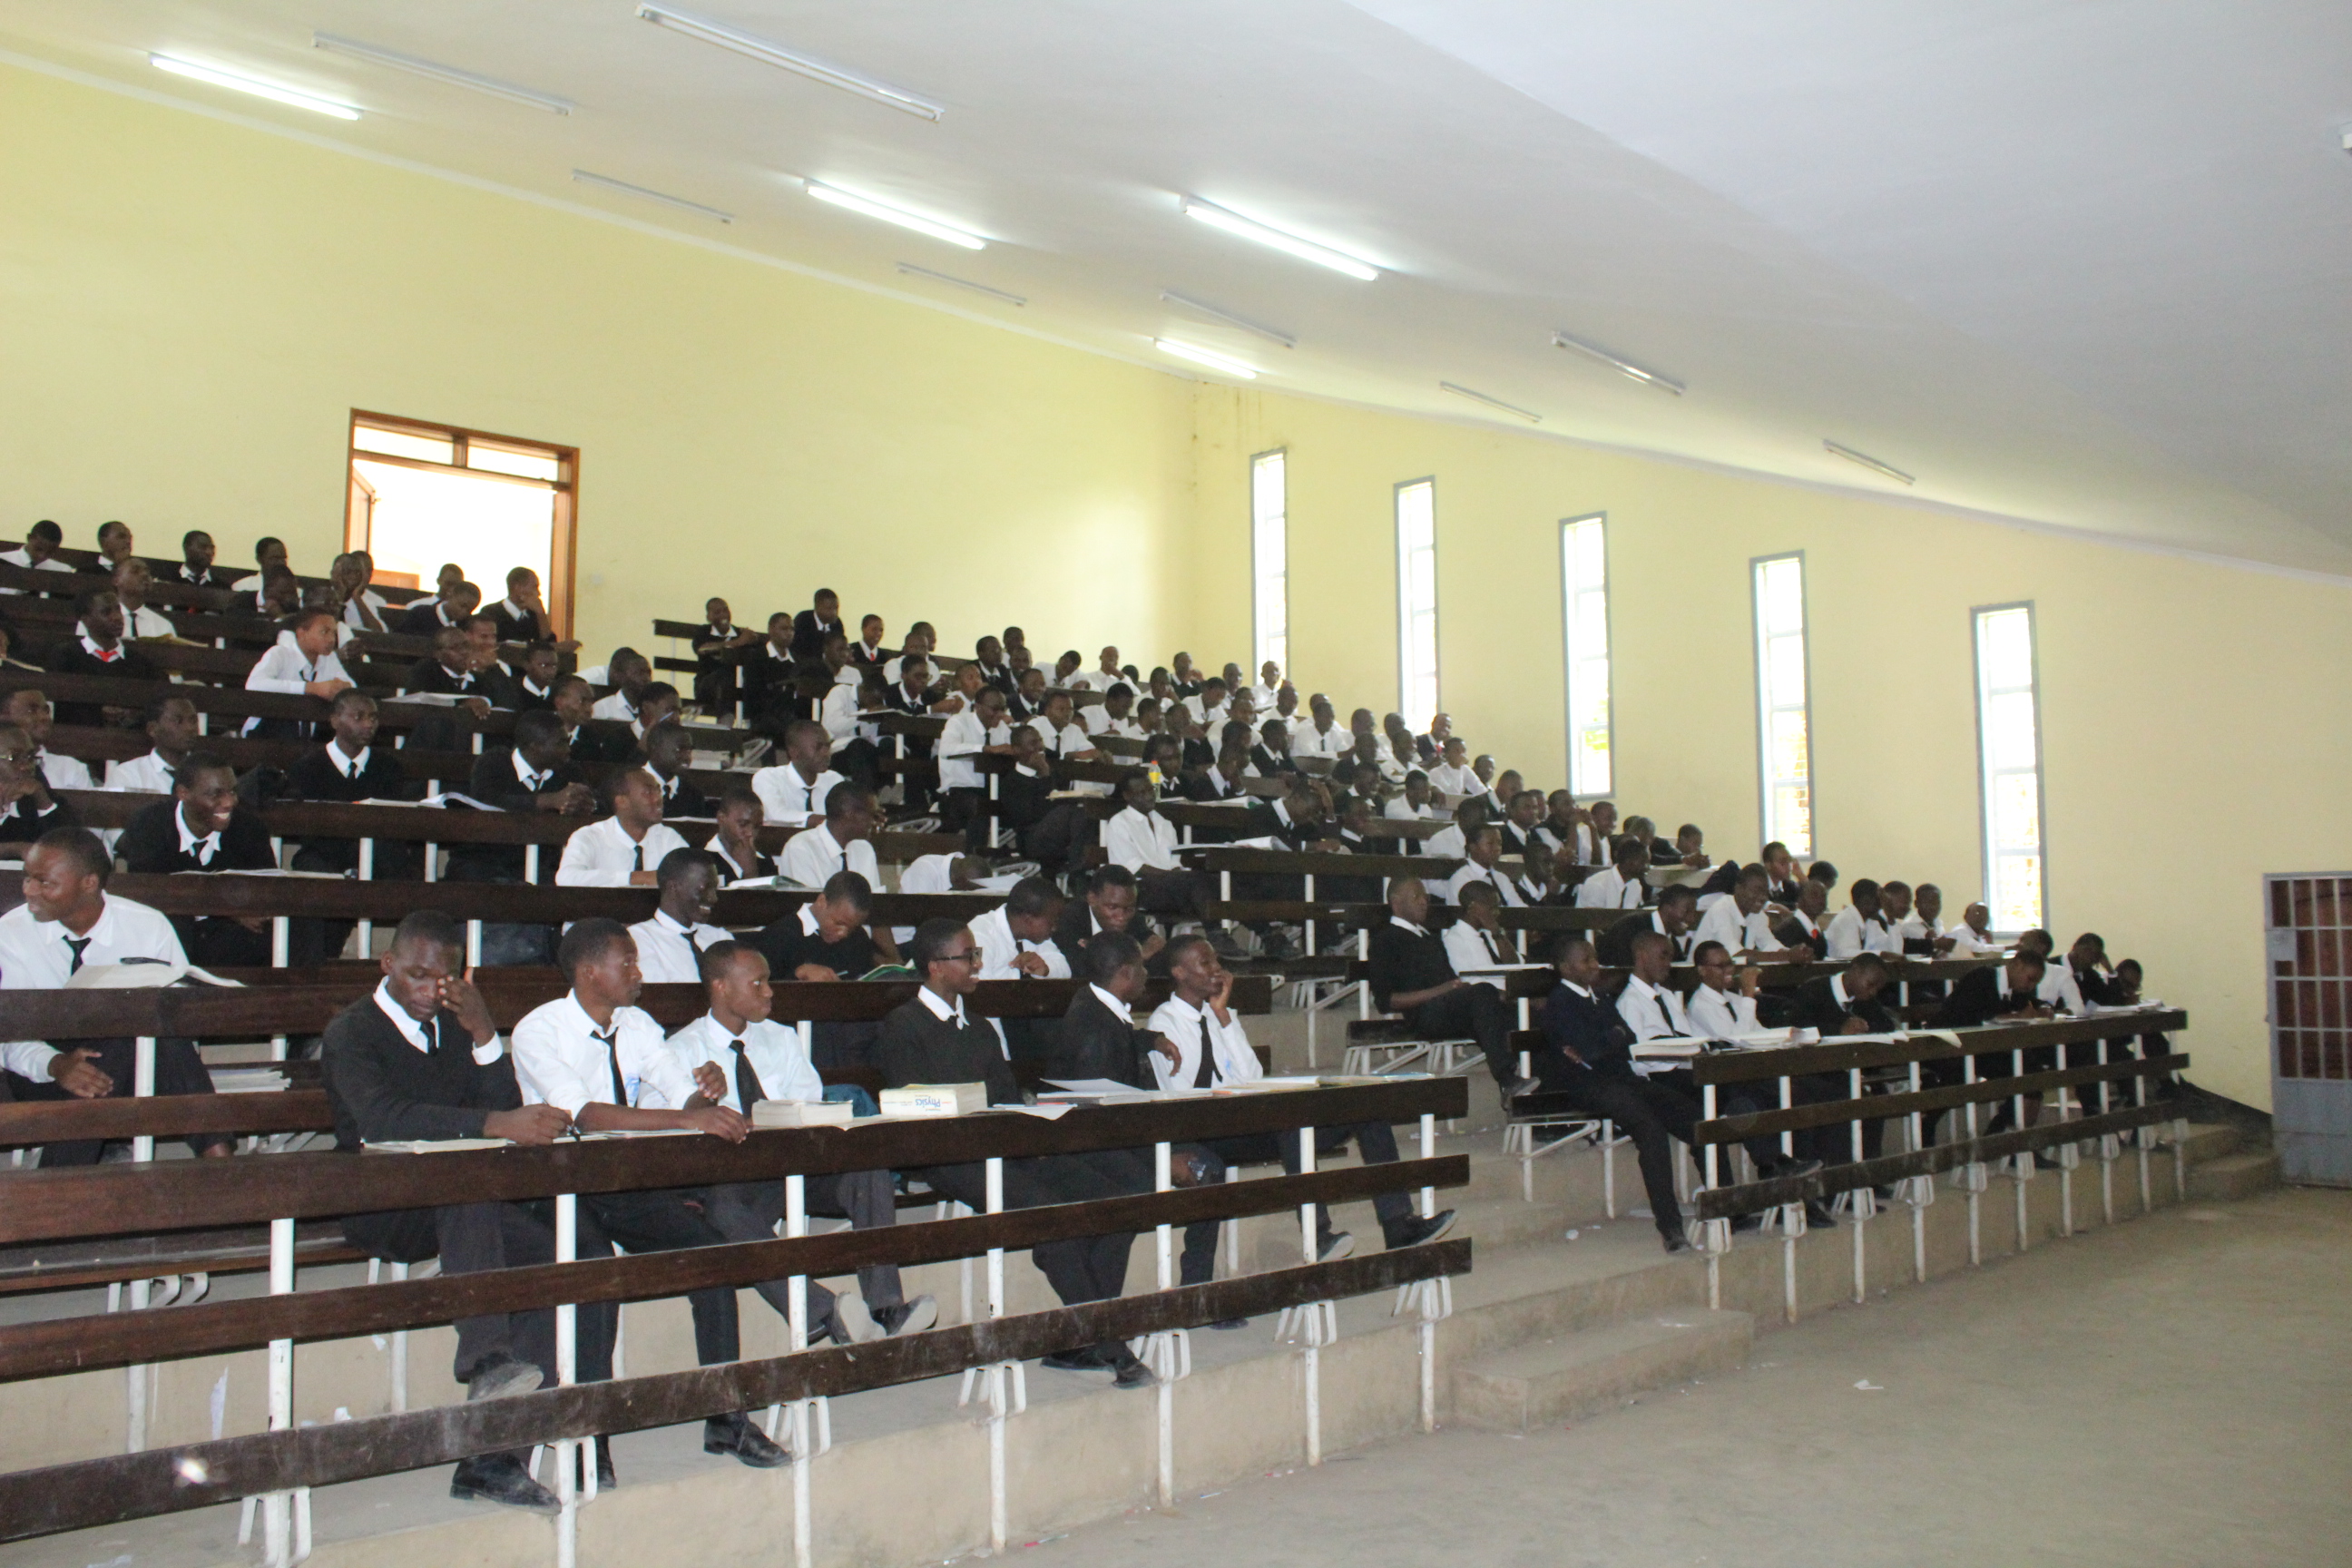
[1623,974,1661,1001]
[916,986,965,1023]
[1563,980,1594,1000]
[1389,916,1427,936]
[328,740,369,773]
[372,979,434,1053]
[80,632,122,658]
[1830,974,1853,1007]
[1088,983,1130,1017]
[440,663,473,684]
[500,597,527,618]
[514,750,549,787]
[652,908,698,937]
[1159,992,1206,1023]
[797,903,822,935]
[175,801,221,858]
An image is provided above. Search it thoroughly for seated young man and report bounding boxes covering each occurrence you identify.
[589,650,654,727]
[0,720,79,855]
[486,567,564,649]
[877,918,1157,1389]
[1573,835,1651,909]
[1150,934,1455,1261]
[396,577,480,636]
[98,692,199,794]
[511,919,788,1476]
[1691,867,1795,962]
[1053,863,1167,972]
[1597,883,1700,967]
[0,828,224,1163]
[1769,878,1830,954]
[638,720,710,817]
[625,848,730,983]
[115,750,279,966]
[0,691,83,796]
[453,709,598,890]
[750,719,844,829]
[46,587,160,726]
[0,517,74,585]
[1441,880,1524,988]
[1102,769,1212,923]
[708,785,778,884]
[752,869,887,1068]
[691,596,760,713]
[1439,824,1528,907]
[789,588,843,664]
[277,690,419,960]
[776,781,890,911]
[667,940,936,1344]
[1367,877,1532,1102]
[243,607,355,740]
[1823,878,1901,959]
[1925,949,2055,1144]
[936,686,1016,848]
[556,768,689,888]
[321,910,577,1514]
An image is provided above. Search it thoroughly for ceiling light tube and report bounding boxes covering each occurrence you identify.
[1156,338,1259,379]
[1552,331,1684,396]
[1439,381,1541,424]
[313,34,572,113]
[898,263,1025,306]
[635,4,943,120]
[806,181,984,249]
[572,169,734,223]
[1181,198,1378,281]
[150,54,358,119]
[1823,439,1915,485]
[1159,289,1296,348]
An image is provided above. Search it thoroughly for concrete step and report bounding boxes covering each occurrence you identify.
[2187,1150,2280,1201]
[1450,1308,1754,1430]
[2174,1121,2242,1162]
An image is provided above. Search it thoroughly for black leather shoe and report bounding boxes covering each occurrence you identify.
[1804,1198,1840,1230]
[872,1296,939,1336]
[1731,1211,1766,1233]
[1210,1317,1251,1330]
[1769,1156,1824,1181]
[1041,1347,1105,1372]
[450,1453,560,1514]
[1660,1227,1692,1254]
[1384,1210,1457,1250]
[1104,1345,1158,1389]
[464,1353,544,1403]
[593,1436,614,1492]
[704,1414,789,1468]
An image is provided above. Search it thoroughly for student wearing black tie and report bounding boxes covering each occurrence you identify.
[162,529,221,589]
[404,625,496,751]
[1052,864,1167,973]
[754,871,886,1067]
[1367,877,1532,1102]
[708,786,777,883]
[877,918,1159,1389]
[550,676,633,765]
[1787,951,1901,1164]
[397,580,480,636]
[485,566,564,649]
[114,751,279,966]
[638,721,710,818]
[509,642,562,711]
[451,710,597,965]
[1923,950,2055,1145]
[44,587,158,725]
[790,588,842,664]
[624,849,729,983]
[0,721,79,855]
[320,911,577,1514]
[278,691,417,963]
[1597,885,1701,967]
[691,596,760,713]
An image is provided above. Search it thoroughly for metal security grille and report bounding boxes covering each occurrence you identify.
[2268,872,2352,1185]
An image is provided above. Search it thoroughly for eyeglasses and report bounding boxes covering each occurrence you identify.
[941,950,984,965]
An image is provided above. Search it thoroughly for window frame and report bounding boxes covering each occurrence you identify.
[1560,513,1612,799]
[1749,551,1814,857]
[1250,447,1289,678]
[1394,476,1439,730]
[1972,600,2050,936]
[345,408,579,638]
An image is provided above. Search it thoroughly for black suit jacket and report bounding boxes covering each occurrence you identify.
[117,798,277,875]
[1536,980,1637,1074]
[397,600,460,637]
[1788,975,1896,1036]
[1039,987,1158,1090]
[739,644,801,730]
[0,792,78,846]
[45,638,159,725]
[321,994,521,1151]
[453,750,587,881]
[485,602,541,645]
[753,911,877,981]
[1932,967,2042,1029]
[279,744,416,868]
[566,721,637,765]
[649,769,710,818]
[1367,921,1456,1014]
[789,610,841,662]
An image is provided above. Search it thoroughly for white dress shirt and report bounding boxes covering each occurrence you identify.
[2037,964,2087,1014]
[627,908,730,984]
[37,750,93,792]
[1384,796,1436,823]
[1290,720,1348,760]
[1824,906,1901,960]
[173,800,226,866]
[1425,824,1467,859]
[1250,681,1283,711]
[937,711,1008,791]
[751,765,845,828]
[589,691,639,726]
[1426,762,1484,799]
[373,978,505,1065]
[1693,897,1783,956]
[514,992,695,1115]
[124,603,176,640]
[1615,975,1694,1073]
[1945,922,2005,956]
[818,683,861,746]
[1442,862,1526,907]
[246,640,353,696]
[554,818,689,887]
[971,905,1069,983]
[1143,994,1263,1091]
[1686,984,1762,1040]
[340,588,388,630]
[0,896,187,1078]
[666,1011,822,1110]
[1104,806,1182,874]
[104,750,177,794]
[778,823,880,890]
[1443,922,1520,992]
[1575,867,1644,909]
[0,549,74,594]
[1026,717,1093,760]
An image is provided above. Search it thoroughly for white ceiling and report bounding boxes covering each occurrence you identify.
[6,1,2350,572]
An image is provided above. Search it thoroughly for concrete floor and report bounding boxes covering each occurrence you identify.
[1050,1186,2352,1568]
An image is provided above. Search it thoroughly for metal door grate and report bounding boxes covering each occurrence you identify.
[2268,873,2352,1184]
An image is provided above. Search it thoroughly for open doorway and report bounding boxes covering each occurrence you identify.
[344,410,577,634]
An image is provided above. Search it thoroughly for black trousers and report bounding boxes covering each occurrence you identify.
[1530,1064,1698,1237]
[940,787,990,851]
[1405,983,1516,1090]
[1202,1122,1415,1249]
[576,1189,738,1374]
[701,1170,909,1332]
[913,1152,1141,1307]
[341,1200,562,1387]
[1645,1066,1843,1171]
[3,1035,222,1163]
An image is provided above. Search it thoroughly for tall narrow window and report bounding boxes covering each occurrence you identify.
[1561,514,1611,796]
[1751,553,1812,856]
[1974,603,2046,933]
[1396,477,1438,729]
[1250,449,1288,676]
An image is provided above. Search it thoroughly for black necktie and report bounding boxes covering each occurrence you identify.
[730,1038,766,1112]
[63,936,90,975]
[631,844,643,873]
[1481,930,1502,964]
[595,1026,627,1106]
[1191,1016,1216,1088]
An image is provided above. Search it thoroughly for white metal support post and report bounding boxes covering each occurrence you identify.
[956,1157,1024,1553]
[1142,1142,1191,1506]
[784,1173,829,1568]
[1275,1126,1337,1465]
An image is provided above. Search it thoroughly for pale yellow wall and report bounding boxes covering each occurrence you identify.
[1196,386,2352,1112]
[0,65,1196,667]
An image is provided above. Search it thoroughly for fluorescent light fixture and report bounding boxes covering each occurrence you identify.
[150,54,358,119]
[1155,338,1259,379]
[572,169,734,223]
[1181,198,1378,282]
[1552,331,1684,396]
[1159,289,1296,348]
[806,181,984,249]
[897,263,1025,306]
[1439,381,1541,424]
[635,4,942,120]
[313,34,572,113]
[1823,439,1915,485]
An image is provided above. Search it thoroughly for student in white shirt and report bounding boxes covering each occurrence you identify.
[555,769,689,887]
[1442,881,1523,991]
[1691,869,1792,960]
[969,877,1071,1057]
[0,519,75,593]
[105,692,201,794]
[751,720,845,828]
[1289,695,1348,760]
[1896,882,1958,956]
[1614,932,1696,1056]
[1686,940,1765,1038]
[626,849,730,983]
[936,686,1014,843]
[776,782,883,890]
[1425,796,1488,861]
[667,940,936,1343]
[1823,879,1903,960]
[247,610,356,701]
[1945,900,2005,956]
[1103,770,1213,920]
[1440,826,1527,907]
[1575,838,1651,910]
[110,559,177,641]
[1068,645,1125,694]
[510,918,788,1471]
[328,551,390,632]
[0,689,93,792]
[2016,928,2086,1014]
[1026,691,1102,767]
[0,828,227,1160]
[1384,770,1441,826]
[1425,737,1484,800]
[590,652,652,725]
[1084,682,1144,739]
